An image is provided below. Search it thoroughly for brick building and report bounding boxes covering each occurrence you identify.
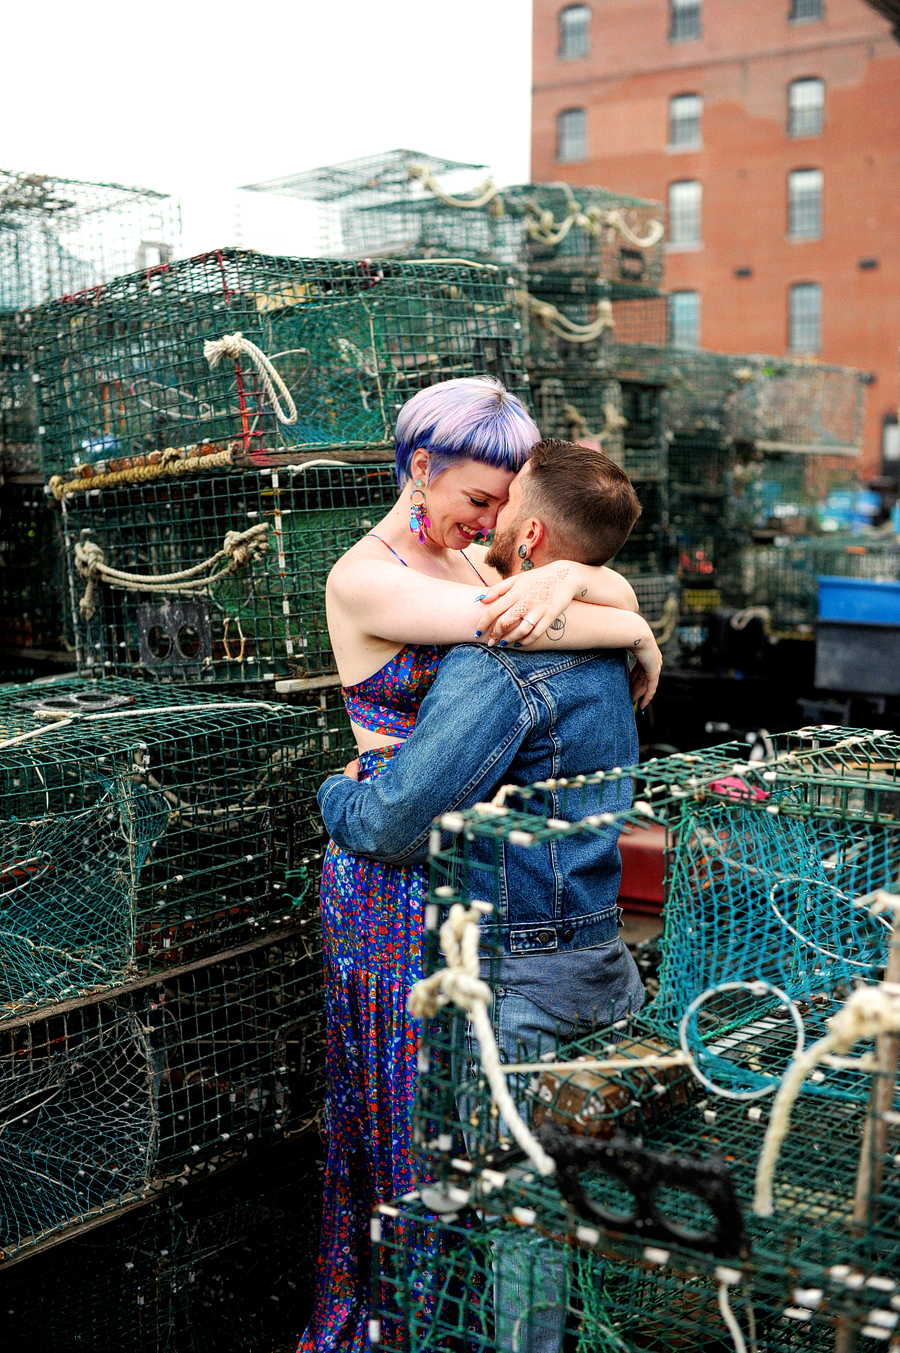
[531,0,900,474]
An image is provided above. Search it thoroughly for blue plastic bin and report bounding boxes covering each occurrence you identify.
[818,575,900,626]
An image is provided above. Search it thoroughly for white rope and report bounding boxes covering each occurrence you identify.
[730,607,771,632]
[74,522,271,620]
[753,980,900,1216]
[407,902,557,1176]
[517,290,615,343]
[0,701,283,753]
[523,186,664,250]
[648,596,679,645]
[717,1281,750,1353]
[203,332,298,426]
[408,164,503,211]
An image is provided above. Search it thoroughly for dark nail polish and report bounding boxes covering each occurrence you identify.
[514,642,522,648]
[474,593,486,601]
[474,629,482,637]
[498,640,507,648]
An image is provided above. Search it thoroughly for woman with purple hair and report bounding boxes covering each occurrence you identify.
[297,376,660,1352]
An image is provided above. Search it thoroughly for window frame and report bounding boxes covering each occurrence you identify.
[787,168,823,241]
[670,0,702,43]
[788,77,825,138]
[558,4,591,59]
[556,107,588,163]
[668,179,703,248]
[788,281,822,353]
[669,93,703,149]
[789,0,824,23]
[669,291,702,349]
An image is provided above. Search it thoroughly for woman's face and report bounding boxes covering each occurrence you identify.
[411,452,517,550]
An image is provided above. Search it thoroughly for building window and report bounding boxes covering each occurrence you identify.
[668,180,702,246]
[790,0,823,21]
[559,5,591,58]
[557,108,587,162]
[789,282,821,352]
[788,168,823,239]
[669,94,702,147]
[670,0,702,42]
[669,292,701,348]
[788,78,824,136]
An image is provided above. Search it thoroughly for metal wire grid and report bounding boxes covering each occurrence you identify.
[0,675,354,1009]
[338,183,666,293]
[0,927,325,1264]
[29,250,528,480]
[610,294,669,347]
[731,454,860,534]
[0,312,39,473]
[528,371,624,462]
[0,1136,323,1351]
[0,479,73,659]
[0,170,180,312]
[63,462,399,682]
[734,536,900,634]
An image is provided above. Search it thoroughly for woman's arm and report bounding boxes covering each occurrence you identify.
[474,560,639,646]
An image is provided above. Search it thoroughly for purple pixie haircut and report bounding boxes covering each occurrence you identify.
[393,376,540,486]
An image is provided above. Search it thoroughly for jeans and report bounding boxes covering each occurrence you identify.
[467,988,577,1353]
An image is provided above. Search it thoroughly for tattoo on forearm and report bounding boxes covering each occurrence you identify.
[580,588,587,597]
[548,615,566,641]
[633,637,642,647]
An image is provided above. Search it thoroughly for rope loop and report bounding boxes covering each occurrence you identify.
[74,522,271,620]
[204,332,298,426]
[408,164,503,212]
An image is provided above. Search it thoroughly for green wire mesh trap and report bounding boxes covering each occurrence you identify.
[62,462,398,683]
[29,250,528,481]
[0,170,180,312]
[732,536,900,636]
[0,674,353,1010]
[528,371,625,462]
[0,1136,323,1351]
[340,181,666,294]
[0,925,324,1263]
[0,480,73,661]
[0,312,39,473]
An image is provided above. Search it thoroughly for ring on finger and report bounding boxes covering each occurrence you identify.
[522,613,539,629]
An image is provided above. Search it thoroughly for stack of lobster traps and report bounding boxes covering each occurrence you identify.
[374,725,900,1352]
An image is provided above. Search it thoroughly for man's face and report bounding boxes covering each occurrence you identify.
[484,463,530,577]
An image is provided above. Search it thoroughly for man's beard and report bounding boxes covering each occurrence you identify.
[483,517,524,578]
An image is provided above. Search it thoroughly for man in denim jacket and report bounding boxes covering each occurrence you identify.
[318,439,656,1352]
[319,439,655,1039]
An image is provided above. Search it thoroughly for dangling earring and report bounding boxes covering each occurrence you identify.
[518,543,535,571]
[409,478,431,544]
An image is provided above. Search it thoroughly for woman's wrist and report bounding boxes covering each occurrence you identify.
[625,616,654,650]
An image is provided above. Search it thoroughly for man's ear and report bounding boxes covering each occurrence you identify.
[523,517,546,550]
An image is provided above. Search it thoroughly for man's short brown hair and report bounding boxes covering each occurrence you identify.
[521,438,642,565]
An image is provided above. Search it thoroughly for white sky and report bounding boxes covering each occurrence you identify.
[2,0,533,257]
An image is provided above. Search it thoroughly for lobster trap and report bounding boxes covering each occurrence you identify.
[0,1135,323,1351]
[528,370,625,463]
[0,169,180,312]
[0,674,353,1011]
[735,535,900,636]
[29,250,528,482]
[62,461,398,683]
[0,478,73,661]
[0,926,325,1263]
[0,312,39,473]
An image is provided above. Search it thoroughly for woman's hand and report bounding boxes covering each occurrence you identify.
[474,563,587,646]
[629,632,662,709]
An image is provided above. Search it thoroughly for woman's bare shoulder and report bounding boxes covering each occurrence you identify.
[463,543,502,583]
[328,536,399,597]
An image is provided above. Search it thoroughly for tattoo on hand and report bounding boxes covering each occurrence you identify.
[548,615,566,641]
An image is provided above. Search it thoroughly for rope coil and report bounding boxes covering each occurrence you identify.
[517,290,615,344]
[524,185,664,251]
[204,332,298,426]
[74,522,271,620]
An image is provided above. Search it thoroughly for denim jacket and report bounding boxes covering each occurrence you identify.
[318,644,638,956]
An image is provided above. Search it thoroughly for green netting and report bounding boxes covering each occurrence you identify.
[733,535,900,634]
[528,371,624,462]
[0,927,324,1262]
[523,278,615,368]
[373,1178,900,1353]
[0,170,180,312]
[62,462,398,682]
[609,295,669,348]
[0,674,353,1009]
[0,1136,323,1350]
[0,479,73,660]
[0,312,39,473]
[29,250,528,480]
[732,454,860,534]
